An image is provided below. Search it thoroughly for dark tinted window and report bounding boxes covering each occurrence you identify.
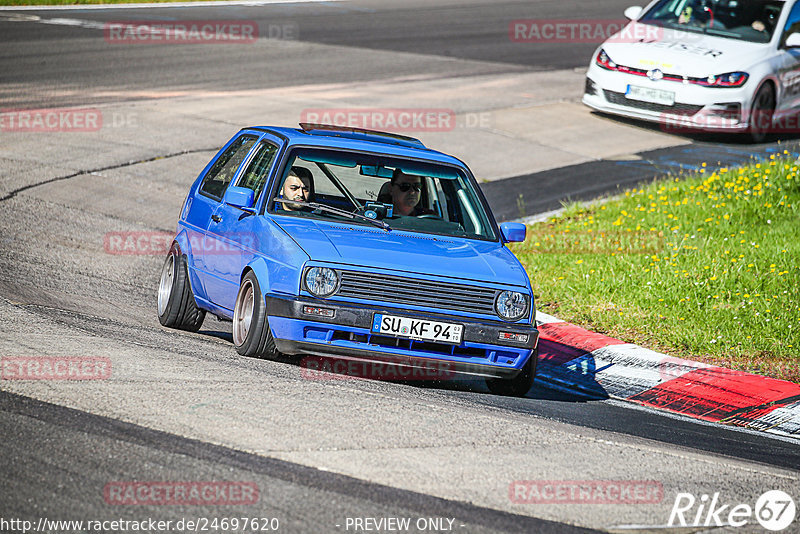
[237,142,278,201]
[781,0,800,45]
[199,134,257,200]
[640,0,784,43]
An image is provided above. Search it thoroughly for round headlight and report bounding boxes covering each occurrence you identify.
[304,267,339,298]
[495,291,528,321]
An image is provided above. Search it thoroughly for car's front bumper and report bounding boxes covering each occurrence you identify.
[583,66,754,132]
[266,295,538,379]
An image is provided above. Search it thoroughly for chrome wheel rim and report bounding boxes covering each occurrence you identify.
[157,254,174,316]
[233,279,254,347]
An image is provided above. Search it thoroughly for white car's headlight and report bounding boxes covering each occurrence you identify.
[495,291,529,321]
[696,71,749,88]
[596,48,617,70]
[304,267,339,298]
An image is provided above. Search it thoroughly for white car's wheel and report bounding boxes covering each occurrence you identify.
[749,83,775,143]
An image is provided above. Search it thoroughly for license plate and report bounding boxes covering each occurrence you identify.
[371,314,463,344]
[626,85,675,106]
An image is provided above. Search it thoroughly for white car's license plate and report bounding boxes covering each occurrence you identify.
[371,314,463,344]
[625,85,675,106]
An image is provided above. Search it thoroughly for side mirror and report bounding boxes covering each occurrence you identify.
[786,33,800,48]
[223,186,256,213]
[624,6,643,20]
[500,222,526,243]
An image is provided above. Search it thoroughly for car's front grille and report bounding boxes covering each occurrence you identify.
[336,270,497,316]
[603,90,704,116]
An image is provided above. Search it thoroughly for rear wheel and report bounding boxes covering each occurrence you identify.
[749,84,775,143]
[232,270,279,359]
[485,347,538,397]
[157,245,205,331]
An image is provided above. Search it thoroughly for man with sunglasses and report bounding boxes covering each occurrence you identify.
[390,168,432,217]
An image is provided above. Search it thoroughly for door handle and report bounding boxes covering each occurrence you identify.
[211,214,222,223]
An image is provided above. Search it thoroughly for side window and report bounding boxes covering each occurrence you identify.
[199,134,258,200]
[781,1,800,46]
[237,142,278,201]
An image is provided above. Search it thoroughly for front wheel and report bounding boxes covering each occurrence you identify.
[485,347,538,397]
[232,271,279,359]
[748,84,775,143]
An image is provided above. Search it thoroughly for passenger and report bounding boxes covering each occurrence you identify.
[389,168,432,216]
[280,166,314,210]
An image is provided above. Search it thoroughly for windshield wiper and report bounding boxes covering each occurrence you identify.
[273,198,391,231]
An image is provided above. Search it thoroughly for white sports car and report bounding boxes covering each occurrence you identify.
[583,0,800,140]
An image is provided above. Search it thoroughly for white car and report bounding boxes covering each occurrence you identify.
[583,0,800,141]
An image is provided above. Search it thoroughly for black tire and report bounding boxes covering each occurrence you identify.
[157,244,205,332]
[232,270,279,359]
[485,347,538,397]
[748,83,775,143]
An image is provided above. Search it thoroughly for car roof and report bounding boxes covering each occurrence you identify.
[244,124,466,168]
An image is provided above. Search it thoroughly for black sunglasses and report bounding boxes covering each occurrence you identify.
[395,182,422,192]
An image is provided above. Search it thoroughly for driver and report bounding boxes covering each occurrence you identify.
[390,168,433,216]
[279,166,314,210]
[677,0,723,28]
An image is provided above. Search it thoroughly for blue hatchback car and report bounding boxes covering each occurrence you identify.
[158,124,539,395]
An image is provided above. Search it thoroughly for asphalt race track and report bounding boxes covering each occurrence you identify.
[1,1,799,533]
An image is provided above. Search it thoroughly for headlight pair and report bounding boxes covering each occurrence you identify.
[304,267,531,322]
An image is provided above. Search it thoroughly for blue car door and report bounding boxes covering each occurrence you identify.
[189,133,259,306]
[203,135,283,311]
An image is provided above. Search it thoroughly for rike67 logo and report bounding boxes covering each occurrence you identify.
[669,490,796,531]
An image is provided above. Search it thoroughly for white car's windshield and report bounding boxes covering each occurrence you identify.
[270,148,498,241]
[640,0,784,43]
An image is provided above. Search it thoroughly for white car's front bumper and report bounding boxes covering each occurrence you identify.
[583,65,754,133]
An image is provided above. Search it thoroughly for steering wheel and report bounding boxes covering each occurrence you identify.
[417,214,443,219]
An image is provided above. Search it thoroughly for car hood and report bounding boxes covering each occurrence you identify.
[274,217,530,288]
[603,23,767,77]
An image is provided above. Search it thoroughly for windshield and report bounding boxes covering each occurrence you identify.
[640,0,784,43]
[269,148,498,241]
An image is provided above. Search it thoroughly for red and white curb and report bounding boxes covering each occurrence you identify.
[534,311,800,438]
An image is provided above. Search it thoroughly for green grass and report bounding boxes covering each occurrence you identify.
[512,152,800,383]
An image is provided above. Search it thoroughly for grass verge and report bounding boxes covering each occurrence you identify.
[512,152,800,383]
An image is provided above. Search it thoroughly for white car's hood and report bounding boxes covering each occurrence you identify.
[603,23,767,78]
